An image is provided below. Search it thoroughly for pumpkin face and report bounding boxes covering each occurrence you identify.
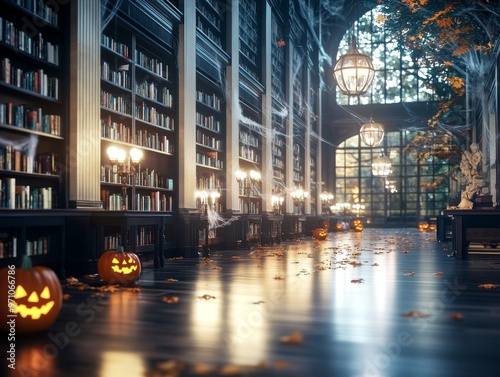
[351,219,363,232]
[0,257,63,333]
[98,248,142,285]
[418,222,429,231]
[312,228,328,240]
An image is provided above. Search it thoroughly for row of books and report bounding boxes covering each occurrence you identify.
[8,0,59,27]
[135,102,175,130]
[136,226,156,246]
[1,17,59,65]
[135,81,173,107]
[196,90,222,111]
[100,166,174,190]
[196,151,224,169]
[100,90,132,115]
[100,190,173,211]
[0,147,58,174]
[196,129,222,151]
[0,102,62,135]
[135,130,173,154]
[1,58,59,99]
[0,178,54,209]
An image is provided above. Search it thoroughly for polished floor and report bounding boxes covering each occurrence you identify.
[4,228,500,377]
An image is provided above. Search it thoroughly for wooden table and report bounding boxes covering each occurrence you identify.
[442,209,500,258]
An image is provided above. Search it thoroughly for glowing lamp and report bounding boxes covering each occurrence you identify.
[372,153,392,177]
[334,36,375,96]
[360,118,384,147]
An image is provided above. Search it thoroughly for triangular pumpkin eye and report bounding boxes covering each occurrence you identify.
[128,258,133,263]
[40,286,51,299]
[112,258,119,264]
[122,260,127,265]
[15,285,28,299]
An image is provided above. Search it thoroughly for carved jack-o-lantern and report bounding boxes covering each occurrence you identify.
[98,246,142,285]
[0,255,63,333]
[418,222,429,231]
[351,218,364,232]
[312,228,328,240]
[312,220,330,240]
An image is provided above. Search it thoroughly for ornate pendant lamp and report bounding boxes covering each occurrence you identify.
[360,118,384,147]
[372,152,392,177]
[334,35,375,96]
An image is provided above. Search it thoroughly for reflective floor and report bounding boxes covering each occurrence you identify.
[4,228,500,377]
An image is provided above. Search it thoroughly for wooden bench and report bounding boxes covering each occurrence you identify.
[442,209,500,258]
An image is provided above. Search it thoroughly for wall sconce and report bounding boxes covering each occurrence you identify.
[332,202,351,217]
[107,146,143,210]
[271,194,284,214]
[195,188,220,257]
[235,169,261,249]
[290,189,309,215]
[320,191,334,214]
[352,203,365,217]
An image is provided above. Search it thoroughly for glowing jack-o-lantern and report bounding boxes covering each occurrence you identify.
[98,246,142,285]
[312,220,330,240]
[418,222,429,231]
[351,218,364,232]
[0,255,63,333]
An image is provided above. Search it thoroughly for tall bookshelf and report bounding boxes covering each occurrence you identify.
[0,1,66,210]
[196,0,225,51]
[239,0,261,83]
[100,19,176,213]
[0,0,68,271]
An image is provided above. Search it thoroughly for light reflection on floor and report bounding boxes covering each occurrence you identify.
[6,228,500,377]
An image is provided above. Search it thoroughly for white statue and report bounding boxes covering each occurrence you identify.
[449,143,484,209]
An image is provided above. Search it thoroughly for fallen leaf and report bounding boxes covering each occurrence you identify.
[279,331,304,344]
[435,272,444,276]
[191,362,216,374]
[401,309,429,318]
[162,296,179,304]
[449,312,464,321]
[253,300,265,305]
[83,273,99,279]
[478,284,498,289]
[351,279,364,283]
[403,271,416,276]
[274,275,284,280]
[63,293,72,300]
[162,278,179,283]
[198,294,216,300]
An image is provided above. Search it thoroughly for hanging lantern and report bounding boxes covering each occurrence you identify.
[372,153,392,177]
[333,36,375,96]
[360,118,384,147]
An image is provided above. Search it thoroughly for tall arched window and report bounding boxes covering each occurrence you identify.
[336,5,445,105]
[335,131,451,225]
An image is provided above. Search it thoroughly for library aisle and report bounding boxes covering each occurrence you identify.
[3,229,500,377]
